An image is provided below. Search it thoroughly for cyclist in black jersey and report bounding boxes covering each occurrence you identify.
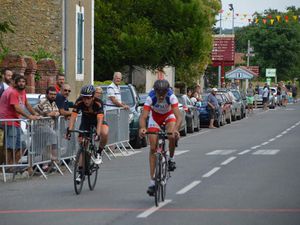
[67,85,109,165]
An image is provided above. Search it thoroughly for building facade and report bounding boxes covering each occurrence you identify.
[0,0,94,100]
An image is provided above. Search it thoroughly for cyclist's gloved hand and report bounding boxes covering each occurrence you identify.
[65,127,71,140]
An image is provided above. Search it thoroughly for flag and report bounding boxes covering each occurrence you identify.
[276,15,281,22]
[255,18,259,24]
[262,19,267,24]
[270,19,275,25]
[284,15,289,22]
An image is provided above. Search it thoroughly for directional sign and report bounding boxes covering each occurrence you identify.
[212,35,235,65]
[266,68,276,77]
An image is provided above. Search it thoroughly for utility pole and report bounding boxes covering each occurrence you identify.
[218,11,222,88]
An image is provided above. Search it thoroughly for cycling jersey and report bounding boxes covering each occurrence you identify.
[72,97,107,131]
[143,89,179,131]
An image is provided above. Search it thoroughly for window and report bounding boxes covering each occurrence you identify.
[76,5,84,78]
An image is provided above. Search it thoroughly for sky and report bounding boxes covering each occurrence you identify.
[219,0,300,29]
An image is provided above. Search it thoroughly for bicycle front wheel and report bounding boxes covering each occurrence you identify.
[161,155,168,202]
[154,153,162,207]
[88,151,99,190]
[74,148,85,195]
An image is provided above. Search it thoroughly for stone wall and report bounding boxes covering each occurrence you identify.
[0,0,63,63]
[0,54,58,94]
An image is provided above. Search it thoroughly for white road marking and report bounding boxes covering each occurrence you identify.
[206,150,236,155]
[113,151,141,157]
[261,141,269,146]
[203,167,221,178]
[291,125,296,129]
[137,199,172,218]
[181,130,210,141]
[174,150,190,156]
[251,145,261,150]
[268,138,275,142]
[276,134,282,138]
[176,181,201,195]
[286,128,292,131]
[238,150,251,155]
[221,157,237,165]
[253,149,280,155]
[282,131,287,134]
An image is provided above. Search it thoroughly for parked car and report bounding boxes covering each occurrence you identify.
[230,89,246,119]
[99,84,147,149]
[176,94,200,133]
[216,93,232,125]
[217,89,242,121]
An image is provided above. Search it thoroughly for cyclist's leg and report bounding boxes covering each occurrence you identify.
[166,115,177,171]
[99,122,109,153]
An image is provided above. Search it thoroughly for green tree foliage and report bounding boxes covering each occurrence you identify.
[235,7,300,81]
[94,0,220,82]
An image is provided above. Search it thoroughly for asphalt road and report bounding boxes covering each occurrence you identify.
[1,103,300,225]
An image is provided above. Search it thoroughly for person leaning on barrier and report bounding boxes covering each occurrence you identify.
[34,86,60,164]
[66,85,109,168]
[106,72,129,110]
[55,83,72,118]
[0,75,40,169]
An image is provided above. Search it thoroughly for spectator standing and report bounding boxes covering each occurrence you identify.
[291,83,297,103]
[54,73,65,93]
[207,88,219,129]
[0,75,40,169]
[246,83,255,114]
[254,83,260,108]
[277,82,282,106]
[0,69,13,98]
[281,83,288,107]
[94,86,104,101]
[55,83,72,118]
[106,72,129,110]
[262,83,269,111]
[34,86,60,167]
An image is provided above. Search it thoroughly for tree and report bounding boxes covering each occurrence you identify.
[235,7,300,81]
[94,0,220,81]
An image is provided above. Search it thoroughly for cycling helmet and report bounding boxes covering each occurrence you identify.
[80,84,95,96]
[153,79,170,94]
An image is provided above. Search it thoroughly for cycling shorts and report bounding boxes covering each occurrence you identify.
[147,111,176,132]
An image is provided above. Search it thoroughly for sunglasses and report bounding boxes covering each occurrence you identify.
[64,89,71,93]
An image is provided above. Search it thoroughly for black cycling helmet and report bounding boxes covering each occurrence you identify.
[80,84,95,97]
[153,79,170,94]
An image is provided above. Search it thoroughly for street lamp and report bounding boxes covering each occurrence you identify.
[229,3,234,35]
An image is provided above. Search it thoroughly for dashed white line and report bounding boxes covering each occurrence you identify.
[282,131,287,134]
[174,150,190,156]
[221,157,237,165]
[276,134,282,138]
[202,167,221,178]
[176,181,201,195]
[253,149,280,155]
[268,138,275,142]
[137,200,172,218]
[251,145,261,150]
[261,141,269,146]
[239,150,251,155]
[206,150,236,155]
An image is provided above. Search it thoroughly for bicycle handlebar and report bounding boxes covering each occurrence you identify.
[145,131,174,135]
[68,129,91,135]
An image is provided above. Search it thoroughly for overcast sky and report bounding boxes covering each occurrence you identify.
[219,0,300,29]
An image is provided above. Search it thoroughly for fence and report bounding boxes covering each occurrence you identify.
[0,108,135,182]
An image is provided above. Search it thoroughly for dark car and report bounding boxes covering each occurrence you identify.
[99,84,147,149]
[176,94,200,133]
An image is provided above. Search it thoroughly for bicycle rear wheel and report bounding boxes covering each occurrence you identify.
[154,153,162,207]
[88,151,99,190]
[74,148,85,195]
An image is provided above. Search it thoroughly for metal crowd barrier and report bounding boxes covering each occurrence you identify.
[0,108,134,182]
[0,119,30,182]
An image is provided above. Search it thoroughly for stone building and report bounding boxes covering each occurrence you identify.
[0,0,95,100]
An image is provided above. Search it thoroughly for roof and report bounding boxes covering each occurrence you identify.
[225,66,257,80]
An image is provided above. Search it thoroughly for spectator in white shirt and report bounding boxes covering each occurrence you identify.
[106,72,129,110]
